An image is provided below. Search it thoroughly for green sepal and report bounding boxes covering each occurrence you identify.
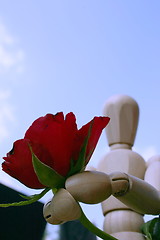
[141,216,160,240]
[67,137,89,176]
[0,187,50,207]
[67,122,93,177]
[31,147,65,189]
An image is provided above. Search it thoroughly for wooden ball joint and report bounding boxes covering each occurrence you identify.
[43,188,81,225]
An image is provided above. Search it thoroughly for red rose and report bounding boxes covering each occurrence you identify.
[2,112,109,189]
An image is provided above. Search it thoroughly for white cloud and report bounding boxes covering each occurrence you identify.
[0,22,25,74]
[142,146,158,160]
[0,21,25,142]
[135,146,158,161]
[0,21,26,196]
[0,89,15,142]
[0,22,13,45]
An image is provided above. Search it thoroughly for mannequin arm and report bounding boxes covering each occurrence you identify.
[110,172,160,215]
[47,170,160,215]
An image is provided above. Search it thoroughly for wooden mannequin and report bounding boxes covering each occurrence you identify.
[43,95,160,240]
[98,95,160,240]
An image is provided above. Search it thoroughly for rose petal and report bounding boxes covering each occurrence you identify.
[2,139,53,189]
[25,112,78,176]
[73,116,110,164]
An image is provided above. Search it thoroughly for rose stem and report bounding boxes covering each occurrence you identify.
[79,207,118,240]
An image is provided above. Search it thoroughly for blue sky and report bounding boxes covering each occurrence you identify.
[0,1,160,239]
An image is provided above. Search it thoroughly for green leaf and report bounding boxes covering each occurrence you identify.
[67,122,93,177]
[152,216,160,240]
[141,221,153,240]
[19,194,33,200]
[31,148,65,189]
[141,216,160,240]
[0,188,50,207]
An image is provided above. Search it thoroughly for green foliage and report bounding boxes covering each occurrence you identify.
[141,216,160,240]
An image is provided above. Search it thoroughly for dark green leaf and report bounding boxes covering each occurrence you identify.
[152,216,160,240]
[141,216,160,240]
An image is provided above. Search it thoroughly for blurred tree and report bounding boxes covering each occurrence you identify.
[0,184,46,240]
[59,220,97,240]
